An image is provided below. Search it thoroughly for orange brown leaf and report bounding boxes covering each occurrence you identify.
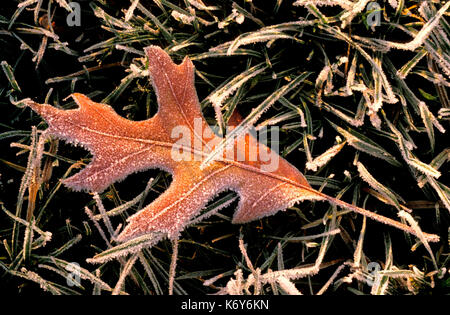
[24,46,439,243]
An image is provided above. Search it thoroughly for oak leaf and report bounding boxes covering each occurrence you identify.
[25,46,439,243]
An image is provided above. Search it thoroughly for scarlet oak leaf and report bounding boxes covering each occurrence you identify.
[25,46,439,243]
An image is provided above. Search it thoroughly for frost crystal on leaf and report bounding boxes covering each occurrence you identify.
[25,46,439,244]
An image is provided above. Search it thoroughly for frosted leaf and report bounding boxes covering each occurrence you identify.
[26,46,317,242]
[18,0,39,8]
[20,268,62,294]
[87,233,166,264]
[398,211,438,269]
[385,118,441,178]
[112,253,138,295]
[171,10,196,25]
[26,46,439,246]
[277,276,302,295]
[385,2,450,51]
[124,0,139,22]
[208,63,266,111]
[426,176,450,213]
[419,102,446,134]
[293,0,353,10]
[369,112,382,129]
[340,0,371,29]
[226,30,295,55]
[306,142,346,172]
[218,8,246,29]
[187,0,219,11]
[345,54,358,95]
[322,26,398,104]
[388,0,398,9]
[356,162,402,209]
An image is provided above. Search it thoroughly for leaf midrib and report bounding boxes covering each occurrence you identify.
[65,121,317,194]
